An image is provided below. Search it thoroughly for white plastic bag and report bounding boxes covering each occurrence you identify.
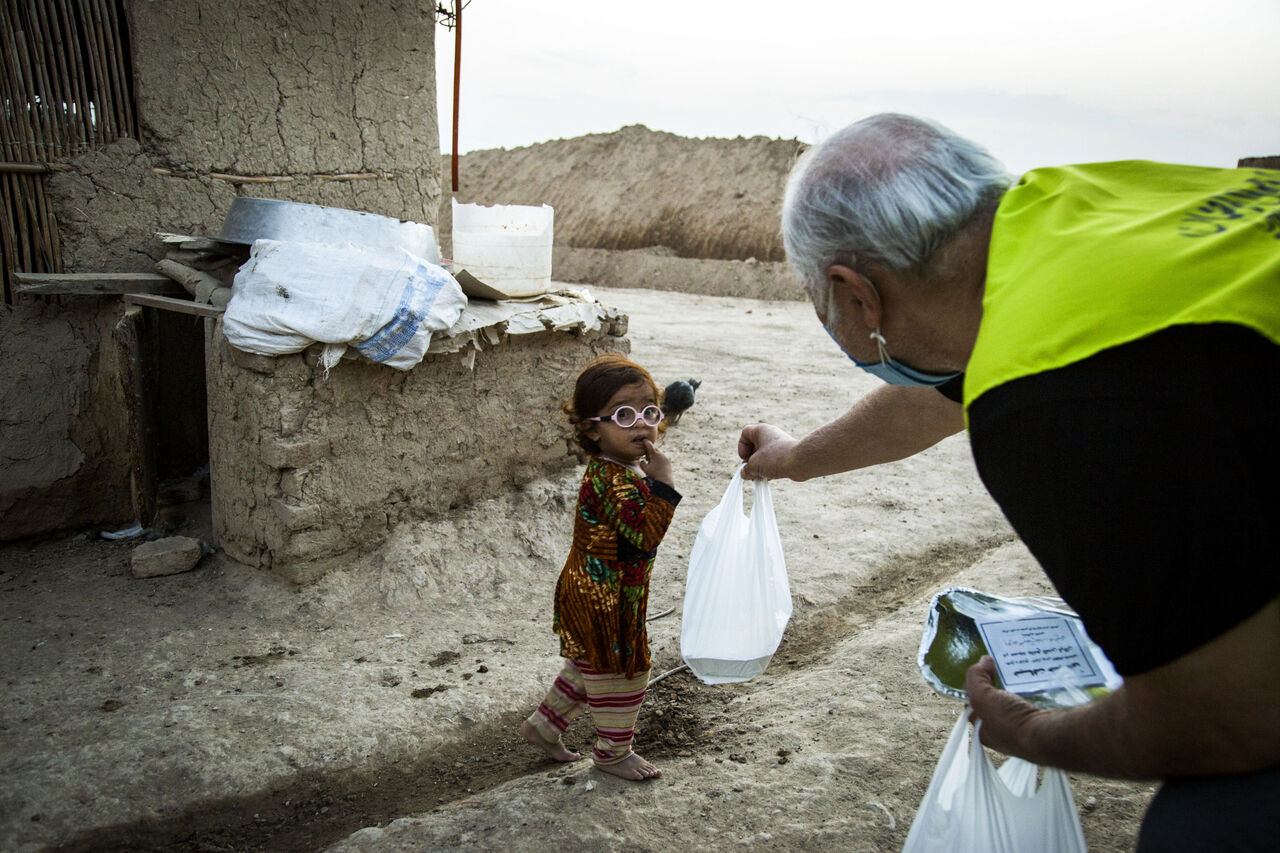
[902,708,1087,853]
[223,239,467,370]
[680,467,792,684]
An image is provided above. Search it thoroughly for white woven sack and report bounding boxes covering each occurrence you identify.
[680,467,792,684]
[902,708,1087,853]
[223,239,466,370]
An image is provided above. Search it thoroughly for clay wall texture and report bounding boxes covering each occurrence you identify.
[128,0,443,233]
[2,1,442,539]
[0,300,135,538]
[205,321,628,584]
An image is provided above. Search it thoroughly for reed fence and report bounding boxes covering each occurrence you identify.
[1,0,135,303]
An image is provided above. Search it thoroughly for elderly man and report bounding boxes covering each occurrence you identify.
[738,113,1278,851]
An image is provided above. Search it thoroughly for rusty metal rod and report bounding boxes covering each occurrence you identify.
[451,0,462,193]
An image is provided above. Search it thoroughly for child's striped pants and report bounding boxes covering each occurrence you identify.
[525,658,649,767]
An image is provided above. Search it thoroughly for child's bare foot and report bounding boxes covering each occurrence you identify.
[519,721,582,762]
[595,752,661,781]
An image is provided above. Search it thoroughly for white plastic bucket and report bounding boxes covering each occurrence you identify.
[451,199,554,298]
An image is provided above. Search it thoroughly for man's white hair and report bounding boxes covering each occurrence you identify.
[781,113,1012,301]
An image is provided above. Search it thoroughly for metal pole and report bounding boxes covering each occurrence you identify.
[451,1,462,193]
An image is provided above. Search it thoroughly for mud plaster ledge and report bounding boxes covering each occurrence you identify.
[206,302,627,584]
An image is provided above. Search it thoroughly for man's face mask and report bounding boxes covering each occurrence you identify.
[820,273,961,388]
[825,326,961,388]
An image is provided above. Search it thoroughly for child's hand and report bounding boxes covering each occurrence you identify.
[639,439,673,487]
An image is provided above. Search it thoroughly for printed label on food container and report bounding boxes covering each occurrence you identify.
[977,615,1107,694]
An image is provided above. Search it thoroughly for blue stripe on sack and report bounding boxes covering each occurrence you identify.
[356,262,448,363]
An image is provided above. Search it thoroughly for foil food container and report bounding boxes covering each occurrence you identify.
[918,587,1122,709]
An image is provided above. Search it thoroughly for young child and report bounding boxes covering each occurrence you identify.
[519,353,682,781]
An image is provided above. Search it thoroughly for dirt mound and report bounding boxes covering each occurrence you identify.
[443,125,806,263]
[552,247,801,302]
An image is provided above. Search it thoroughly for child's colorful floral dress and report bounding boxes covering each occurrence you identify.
[553,456,681,678]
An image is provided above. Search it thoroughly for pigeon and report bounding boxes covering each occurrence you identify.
[662,378,701,426]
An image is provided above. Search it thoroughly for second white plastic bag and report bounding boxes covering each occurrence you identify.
[223,239,466,371]
[680,467,792,684]
[902,708,1087,853]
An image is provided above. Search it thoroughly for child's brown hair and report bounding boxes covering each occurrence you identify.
[566,353,667,456]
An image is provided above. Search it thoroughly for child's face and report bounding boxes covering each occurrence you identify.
[587,381,661,465]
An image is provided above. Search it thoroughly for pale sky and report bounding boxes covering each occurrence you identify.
[435,0,1279,175]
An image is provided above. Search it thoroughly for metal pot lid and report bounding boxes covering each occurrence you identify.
[217,197,438,261]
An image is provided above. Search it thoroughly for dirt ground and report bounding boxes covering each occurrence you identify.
[0,287,1155,853]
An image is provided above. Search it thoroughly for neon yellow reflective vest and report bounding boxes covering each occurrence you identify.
[964,161,1280,414]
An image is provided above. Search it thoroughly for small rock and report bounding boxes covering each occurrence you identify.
[584,781,595,791]
[131,536,203,578]
[346,827,384,843]
[101,700,123,712]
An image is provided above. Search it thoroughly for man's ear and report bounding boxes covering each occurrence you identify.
[826,263,883,330]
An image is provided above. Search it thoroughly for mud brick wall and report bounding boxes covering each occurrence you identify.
[0,300,136,539]
[205,322,628,584]
[59,0,443,278]
[0,1,442,539]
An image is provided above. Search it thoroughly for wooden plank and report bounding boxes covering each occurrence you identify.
[0,161,72,173]
[124,293,224,318]
[116,304,156,527]
[13,272,184,296]
[155,232,240,252]
[209,172,294,184]
[0,161,51,174]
